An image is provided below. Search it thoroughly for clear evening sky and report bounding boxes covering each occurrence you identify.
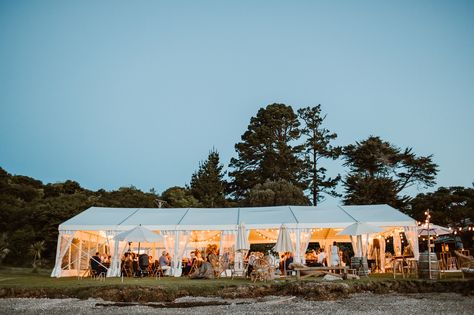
[1,1,473,204]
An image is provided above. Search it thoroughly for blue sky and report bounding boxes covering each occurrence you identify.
[1,0,473,204]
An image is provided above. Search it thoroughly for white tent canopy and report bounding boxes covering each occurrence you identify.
[59,204,414,231]
[53,204,417,277]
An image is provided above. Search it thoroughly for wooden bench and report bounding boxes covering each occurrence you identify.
[293,266,349,280]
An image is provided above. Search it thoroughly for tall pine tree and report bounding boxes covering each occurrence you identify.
[343,136,438,209]
[298,105,342,206]
[229,104,305,201]
[190,149,227,207]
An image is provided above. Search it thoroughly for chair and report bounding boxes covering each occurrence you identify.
[447,257,458,270]
[214,256,229,278]
[403,258,418,278]
[138,254,149,277]
[454,250,474,268]
[231,260,248,279]
[454,251,474,279]
[250,258,272,282]
[90,257,106,280]
[121,259,133,277]
[392,258,404,279]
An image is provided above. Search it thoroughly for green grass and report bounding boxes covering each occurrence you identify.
[0,267,257,289]
[0,267,465,290]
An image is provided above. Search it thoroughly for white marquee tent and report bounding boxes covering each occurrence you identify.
[51,204,418,277]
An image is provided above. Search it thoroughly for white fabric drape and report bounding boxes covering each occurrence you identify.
[174,231,190,276]
[299,229,312,264]
[404,226,419,260]
[350,235,360,257]
[350,234,369,257]
[361,234,369,257]
[108,239,128,277]
[289,229,311,264]
[220,230,236,254]
[393,232,402,256]
[380,236,386,272]
[160,230,175,275]
[51,231,75,277]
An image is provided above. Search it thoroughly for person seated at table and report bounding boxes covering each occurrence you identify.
[279,253,286,274]
[182,254,193,276]
[206,245,219,270]
[159,251,171,275]
[189,259,215,279]
[138,253,149,276]
[285,252,294,271]
[247,252,256,277]
[90,252,106,276]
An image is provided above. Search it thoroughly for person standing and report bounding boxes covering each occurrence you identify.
[331,242,340,266]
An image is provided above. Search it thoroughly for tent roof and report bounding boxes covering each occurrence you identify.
[59,204,416,231]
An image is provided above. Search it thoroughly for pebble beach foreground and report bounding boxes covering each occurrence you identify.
[1,292,473,315]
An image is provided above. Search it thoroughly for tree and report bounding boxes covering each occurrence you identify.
[0,233,10,265]
[342,136,438,208]
[161,186,199,208]
[248,180,310,206]
[408,186,474,228]
[229,103,305,201]
[298,105,342,206]
[29,240,45,272]
[190,149,227,207]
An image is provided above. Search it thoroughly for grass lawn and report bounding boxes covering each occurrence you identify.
[0,266,465,291]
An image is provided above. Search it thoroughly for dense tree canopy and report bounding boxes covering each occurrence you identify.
[342,136,438,208]
[298,105,342,206]
[229,103,305,201]
[248,180,309,207]
[190,150,227,207]
[0,167,159,266]
[161,186,199,208]
[408,186,474,228]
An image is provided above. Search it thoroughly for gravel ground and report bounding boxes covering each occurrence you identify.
[1,293,473,315]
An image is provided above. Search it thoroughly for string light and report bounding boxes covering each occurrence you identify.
[190,232,220,243]
[255,230,277,242]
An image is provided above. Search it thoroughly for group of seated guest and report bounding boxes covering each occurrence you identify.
[182,249,203,275]
[188,245,220,279]
[306,248,327,266]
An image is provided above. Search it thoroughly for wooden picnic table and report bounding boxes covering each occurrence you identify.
[293,266,349,280]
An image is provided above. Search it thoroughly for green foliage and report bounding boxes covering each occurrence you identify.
[190,149,227,207]
[298,105,342,205]
[29,240,46,270]
[408,186,474,228]
[248,180,309,207]
[342,136,438,209]
[0,167,161,266]
[229,103,305,201]
[0,233,10,265]
[161,186,199,208]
